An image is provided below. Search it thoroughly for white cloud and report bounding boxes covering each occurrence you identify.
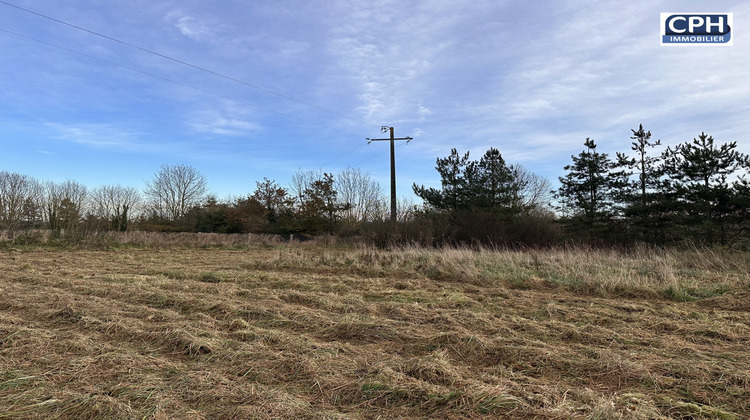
[45,122,144,150]
[166,10,218,42]
[187,103,262,137]
[321,2,462,125]
[415,1,750,163]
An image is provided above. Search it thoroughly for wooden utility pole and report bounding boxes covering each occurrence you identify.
[368,126,412,222]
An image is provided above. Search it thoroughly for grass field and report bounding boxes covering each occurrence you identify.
[1,240,749,418]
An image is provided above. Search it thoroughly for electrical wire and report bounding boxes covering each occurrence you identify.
[0,0,356,123]
[352,141,411,168]
[0,27,369,140]
[315,126,394,170]
[0,0,409,171]
[1,27,397,171]
[316,143,368,170]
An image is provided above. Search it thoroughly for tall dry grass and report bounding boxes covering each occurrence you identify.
[2,230,342,249]
[4,230,748,301]
[256,243,750,301]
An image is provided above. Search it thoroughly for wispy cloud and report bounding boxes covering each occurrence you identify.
[322,1,463,125]
[165,10,219,42]
[186,102,262,137]
[420,1,750,159]
[45,122,145,150]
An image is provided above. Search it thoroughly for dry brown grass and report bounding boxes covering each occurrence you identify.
[0,242,748,418]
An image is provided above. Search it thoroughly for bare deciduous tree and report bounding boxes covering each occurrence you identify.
[0,171,42,234]
[513,165,553,213]
[145,164,208,221]
[397,196,419,222]
[91,185,141,231]
[289,169,322,208]
[336,167,385,223]
[44,180,88,233]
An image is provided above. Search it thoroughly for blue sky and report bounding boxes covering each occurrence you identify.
[1,0,748,201]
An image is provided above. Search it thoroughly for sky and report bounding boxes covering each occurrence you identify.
[1,0,748,202]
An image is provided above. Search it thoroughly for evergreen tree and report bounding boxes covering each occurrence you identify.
[225,196,268,233]
[183,196,230,233]
[252,178,293,229]
[467,148,522,212]
[298,173,350,234]
[557,138,621,240]
[662,133,749,244]
[413,148,470,211]
[618,124,663,204]
[729,177,750,243]
[615,124,670,243]
[413,147,530,245]
[413,148,522,214]
[21,197,41,229]
[111,204,130,232]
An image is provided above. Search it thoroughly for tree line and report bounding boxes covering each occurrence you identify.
[555,127,749,246]
[409,125,748,247]
[1,124,748,247]
[0,164,394,240]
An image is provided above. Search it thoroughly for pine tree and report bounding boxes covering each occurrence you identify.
[557,138,621,240]
[413,147,529,245]
[662,133,749,244]
[729,177,750,242]
[298,173,350,234]
[413,148,470,211]
[623,124,662,204]
[467,148,522,212]
[413,148,522,214]
[614,124,670,243]
[252,178,293,228]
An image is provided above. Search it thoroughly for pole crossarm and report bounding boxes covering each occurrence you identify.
[367,137,413,143]
[366,126,413,222]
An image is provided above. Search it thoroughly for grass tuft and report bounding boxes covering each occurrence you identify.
[198,271,223,283]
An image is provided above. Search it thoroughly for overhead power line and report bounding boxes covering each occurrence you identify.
[316,142,369,170]
[0,1,403,171]
[1,27,397,172]
[0,27,365,139]
[353,141,408,169]
[0,0,354,122]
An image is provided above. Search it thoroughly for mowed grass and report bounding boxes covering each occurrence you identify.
[0,243,749,419]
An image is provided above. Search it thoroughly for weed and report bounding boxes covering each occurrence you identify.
[198,272,223,283]
[662,285,700,302]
